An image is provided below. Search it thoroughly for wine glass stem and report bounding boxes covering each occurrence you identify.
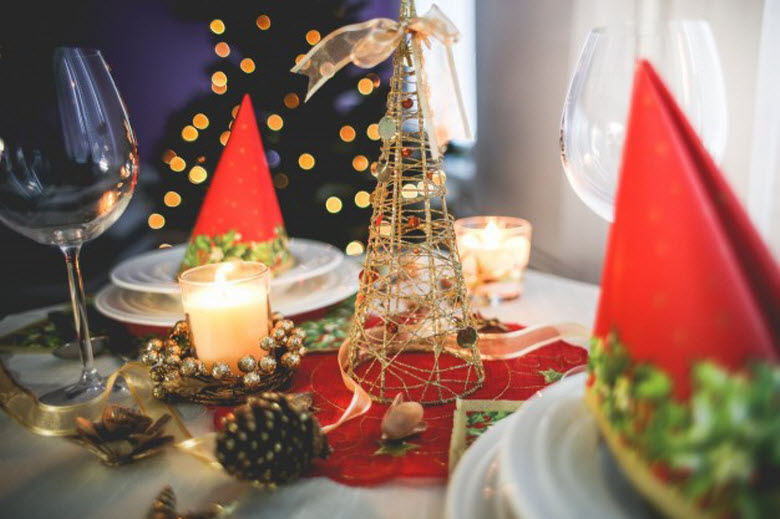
[61,244,99,384]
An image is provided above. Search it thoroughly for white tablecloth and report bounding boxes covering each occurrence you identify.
[0,270,598,519]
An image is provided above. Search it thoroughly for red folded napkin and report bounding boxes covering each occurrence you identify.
[594,59,779,399]
[180,94,290,272]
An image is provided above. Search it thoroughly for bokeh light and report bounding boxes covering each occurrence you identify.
[148,213,165,229]
[266,149,281,168]
[352,155,369,171]
[366,123,380,140]
[357,78,374,95]
[306,30,321,45]
[164,191,181,207]
[219,131,231,145]
[211,71,227,87]
[214,42,230,57]
[162,149,176,164]
[240,58,256,73]
[299,153,315,170]
[170,157,186,172]
[325,196,343,214]
[354,190,371,208]
[192,113,209,129]
[284,93,300,109]
[402,183,418,199]
[189,166,208,184]
[346,241,364,256]
[181,125,198,141]
[267,114,283,131]
[210,19,225,34]
[339,125,356,142]
[273,173,289,189]
[256,15,271,30]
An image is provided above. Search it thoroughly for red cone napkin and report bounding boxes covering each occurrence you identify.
[181,94,291,272]
[594,60,779,398]
[586,60,779,519]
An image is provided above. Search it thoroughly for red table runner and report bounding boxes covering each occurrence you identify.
[281,341,588,486]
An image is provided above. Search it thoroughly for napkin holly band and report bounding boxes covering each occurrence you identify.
[588,335,780,518]
[448,398,522,472]
[180,226,292,272]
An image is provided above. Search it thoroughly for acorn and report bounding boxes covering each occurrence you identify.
[381,393,427,441]
[215,392,329,486]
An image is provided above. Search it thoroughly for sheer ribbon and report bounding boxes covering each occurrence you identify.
[329,322,591,431]
[291,4,471,160]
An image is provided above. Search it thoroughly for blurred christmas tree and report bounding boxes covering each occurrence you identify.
[152,0,393,255]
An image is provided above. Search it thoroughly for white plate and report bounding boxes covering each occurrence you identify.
[446,412,517,519]
[96,258,361,327]
[497,373,656,519]
[110,238,343,295]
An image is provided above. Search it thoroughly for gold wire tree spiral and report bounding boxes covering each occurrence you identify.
[345,0,484,405]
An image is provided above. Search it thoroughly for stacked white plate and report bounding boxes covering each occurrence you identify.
[95,238,361,327]
[446,373,658,519]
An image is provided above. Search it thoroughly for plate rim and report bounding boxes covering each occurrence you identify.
[498,373,590,519]
[110,238,344,294]
[445,411,518,519]
[97,258,360,326]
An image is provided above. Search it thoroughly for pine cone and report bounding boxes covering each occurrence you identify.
[216,392,329,486]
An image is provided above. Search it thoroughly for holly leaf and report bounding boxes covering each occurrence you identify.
[374,440,420,457]
[540,368,564,384]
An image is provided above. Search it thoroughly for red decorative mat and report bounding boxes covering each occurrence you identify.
[286,342,588,486]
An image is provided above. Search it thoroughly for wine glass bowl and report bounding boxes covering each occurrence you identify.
[0,47,138,404]
[560,21,727,221]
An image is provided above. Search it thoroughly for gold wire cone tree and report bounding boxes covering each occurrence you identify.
[346,0,484,405]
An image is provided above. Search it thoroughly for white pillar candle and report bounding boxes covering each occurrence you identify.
[179,261,270,372]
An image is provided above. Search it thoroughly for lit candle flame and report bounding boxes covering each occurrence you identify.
[214,262,236,283]
[483,219,502,247]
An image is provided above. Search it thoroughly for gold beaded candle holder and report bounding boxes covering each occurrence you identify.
[141,315,306,406]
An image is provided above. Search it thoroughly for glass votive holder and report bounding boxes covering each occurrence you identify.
[454,216,532,305]
[179,261,271,372]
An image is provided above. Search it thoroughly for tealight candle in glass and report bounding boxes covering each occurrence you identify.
[179,261,271,372]
[454,216,532,305]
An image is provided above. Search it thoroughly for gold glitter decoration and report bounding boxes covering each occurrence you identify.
[345,0,483,405]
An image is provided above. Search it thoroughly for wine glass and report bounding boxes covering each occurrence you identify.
[560,21,728,221]
[0,47,139,404]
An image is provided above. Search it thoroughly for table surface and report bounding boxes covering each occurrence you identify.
[0,270,599,519]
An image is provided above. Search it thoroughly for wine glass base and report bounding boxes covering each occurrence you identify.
[39,370,126,406]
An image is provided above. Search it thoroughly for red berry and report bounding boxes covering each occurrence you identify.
[401,98,413,109]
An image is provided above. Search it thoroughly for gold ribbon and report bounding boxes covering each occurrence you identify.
[291,4,472,160]
[0,360,192,442]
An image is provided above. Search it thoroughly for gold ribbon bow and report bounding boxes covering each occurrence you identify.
[291,4,472,160]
